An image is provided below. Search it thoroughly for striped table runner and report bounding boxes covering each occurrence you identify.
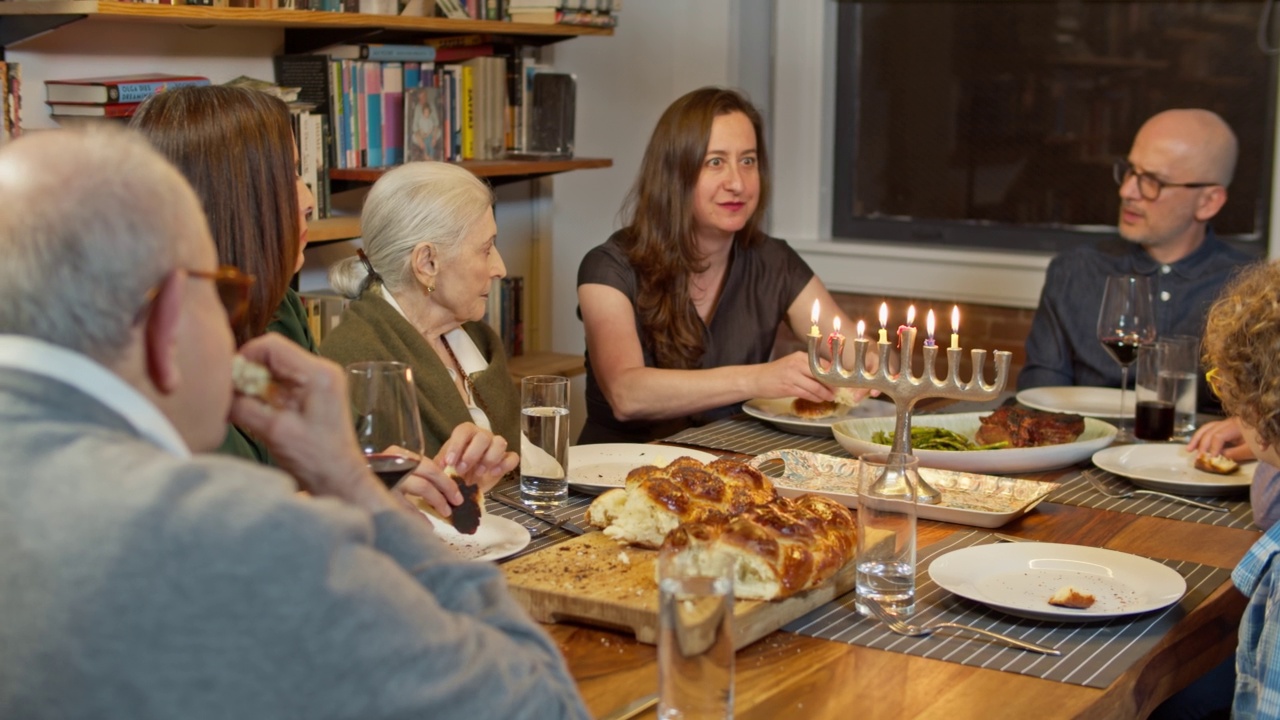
[785,530,1231,688]
[1045,469,1256,530]
[665,416,848,456]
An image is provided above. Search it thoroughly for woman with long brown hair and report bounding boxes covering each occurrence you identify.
[577,86,870,443]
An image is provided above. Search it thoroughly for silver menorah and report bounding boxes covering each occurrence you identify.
[808,324,1012,504]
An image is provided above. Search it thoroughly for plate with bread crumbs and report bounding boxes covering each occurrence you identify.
[743,396,895,436]
[567,443,721,494]
[748,449,1057,528]
[420,509,530,562]
[1091,444,1254,497]
[928,543,1186,622]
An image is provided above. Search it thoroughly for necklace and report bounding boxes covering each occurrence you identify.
[440,333,490,418]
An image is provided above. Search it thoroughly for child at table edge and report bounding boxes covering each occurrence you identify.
[1200,259,1280,720]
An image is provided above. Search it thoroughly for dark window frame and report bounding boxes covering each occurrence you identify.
[831,1,1277,258]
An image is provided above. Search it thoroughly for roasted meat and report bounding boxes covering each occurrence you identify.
[975,406,1085,448]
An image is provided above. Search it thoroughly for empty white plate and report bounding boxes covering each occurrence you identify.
[1016,386,1134,419]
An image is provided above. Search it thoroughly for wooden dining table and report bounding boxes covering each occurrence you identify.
[530,452,1258,720]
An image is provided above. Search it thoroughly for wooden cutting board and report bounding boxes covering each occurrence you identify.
[502,531,858,650]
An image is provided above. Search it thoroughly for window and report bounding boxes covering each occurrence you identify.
[832,2,1276,255]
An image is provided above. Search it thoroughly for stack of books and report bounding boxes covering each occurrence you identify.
[44,73,211,122]
[507,0,619,27]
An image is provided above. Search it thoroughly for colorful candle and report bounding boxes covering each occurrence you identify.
[924,309,936,347]
[897,305,917,347]
[828,316,843,357]
[809,299,821,338]
[950,305,960,350]
[878,303,889,343]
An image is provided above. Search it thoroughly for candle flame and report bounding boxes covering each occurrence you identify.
[811,298,820,324]
[907,305,916,326]
[952,305,960,332]
[879,302,888,328]
[856,320,865,339]
[833,316,842,334]
[926,309,936,337]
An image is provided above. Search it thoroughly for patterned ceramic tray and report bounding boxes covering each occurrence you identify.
[748,449,1058,528]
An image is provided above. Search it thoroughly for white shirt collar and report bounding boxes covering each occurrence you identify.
[0,335,191,457]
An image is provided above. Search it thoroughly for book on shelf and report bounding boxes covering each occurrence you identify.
[296,292,350,345]
[508,8,616,26]
[47,102,140,118]
[44,74,211,104]
[322,44,438,63]
[0,62,20,143]
[483,276,524,357]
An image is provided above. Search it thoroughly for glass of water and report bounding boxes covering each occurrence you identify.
[856,451,919,617]
[1160,335,1200,441]
[520,375,570,508]
[658,544,735,720]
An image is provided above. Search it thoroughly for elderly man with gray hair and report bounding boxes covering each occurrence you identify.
[0,127,588,720]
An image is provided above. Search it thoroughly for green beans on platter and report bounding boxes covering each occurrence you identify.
[869,427,1009,451]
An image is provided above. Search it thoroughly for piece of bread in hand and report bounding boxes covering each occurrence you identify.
[1048,586,1095,609]
[230,355,280,405]
[446,465,482,535]
[790,388,863,419]
[1194,452,1240,475]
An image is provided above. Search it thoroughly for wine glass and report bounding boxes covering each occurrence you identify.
[1096,275,1156,441]
[347,361,425,489]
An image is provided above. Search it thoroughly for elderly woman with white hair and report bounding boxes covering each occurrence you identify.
[320,162,517,459]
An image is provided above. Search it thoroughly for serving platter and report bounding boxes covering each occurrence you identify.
[928,542,1186,622]
[1091,443,1254,497]
[743,397,895,437]
[567,443,720,494]
[748,449,1057,528]
[832,412,1118,473]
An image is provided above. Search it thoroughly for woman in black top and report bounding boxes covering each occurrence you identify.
[576,87,875,444]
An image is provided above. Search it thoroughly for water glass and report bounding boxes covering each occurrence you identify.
[1160,335,1200,440]
[520,375,570,508]
[658,545,735,720]
[856,451,918,617]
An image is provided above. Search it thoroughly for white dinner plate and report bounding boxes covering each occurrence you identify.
[567,443,721,494]
[1091,443,1255,497]
[743,397,896,437]
[1016,386,1134,419]
[832,412,1117,473]
[422,510,530,562]
[928,542,1186,621]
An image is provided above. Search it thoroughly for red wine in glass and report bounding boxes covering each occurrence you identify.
[1100,336,1140,366]
[366,453,418,489]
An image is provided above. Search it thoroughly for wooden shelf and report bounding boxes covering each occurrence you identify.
[330,157,613,184]
[507,351,584,381]
[307,215,361,245]
[0,1,613,48]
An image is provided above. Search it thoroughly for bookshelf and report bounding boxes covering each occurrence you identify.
[0,2,607,368]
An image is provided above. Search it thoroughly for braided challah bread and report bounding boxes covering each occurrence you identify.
[586,456,858,600]
[586,456,778,548]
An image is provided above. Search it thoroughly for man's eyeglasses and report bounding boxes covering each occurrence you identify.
[1113,160,1218,202]
[137,265,255,327]
[189,266,255,326]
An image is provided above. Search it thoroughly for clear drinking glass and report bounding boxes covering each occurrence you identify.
[520,375,570,508]
[856,451,919,617]
[1097,275,1157,442]
[347,361,425,489]
[658,544,735,720]
[1134,342,1176,441]
[1160,335,1200,440]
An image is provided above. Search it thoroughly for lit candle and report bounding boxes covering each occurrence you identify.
[809,298,821,338]
[924,309,936,347]
[856,319,866,340]
[878,303,889,343]
[950,305,960,350]
[897,305,917,347]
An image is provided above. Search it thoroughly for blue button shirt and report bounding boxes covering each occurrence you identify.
[1233,523,1280,719]
[1019,230,1255,407]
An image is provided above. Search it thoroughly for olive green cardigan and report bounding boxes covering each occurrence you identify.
[217,288,317,464]
[317,292,519,458]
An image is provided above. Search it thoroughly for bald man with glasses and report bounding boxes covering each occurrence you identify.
[1018,108,1257,397]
